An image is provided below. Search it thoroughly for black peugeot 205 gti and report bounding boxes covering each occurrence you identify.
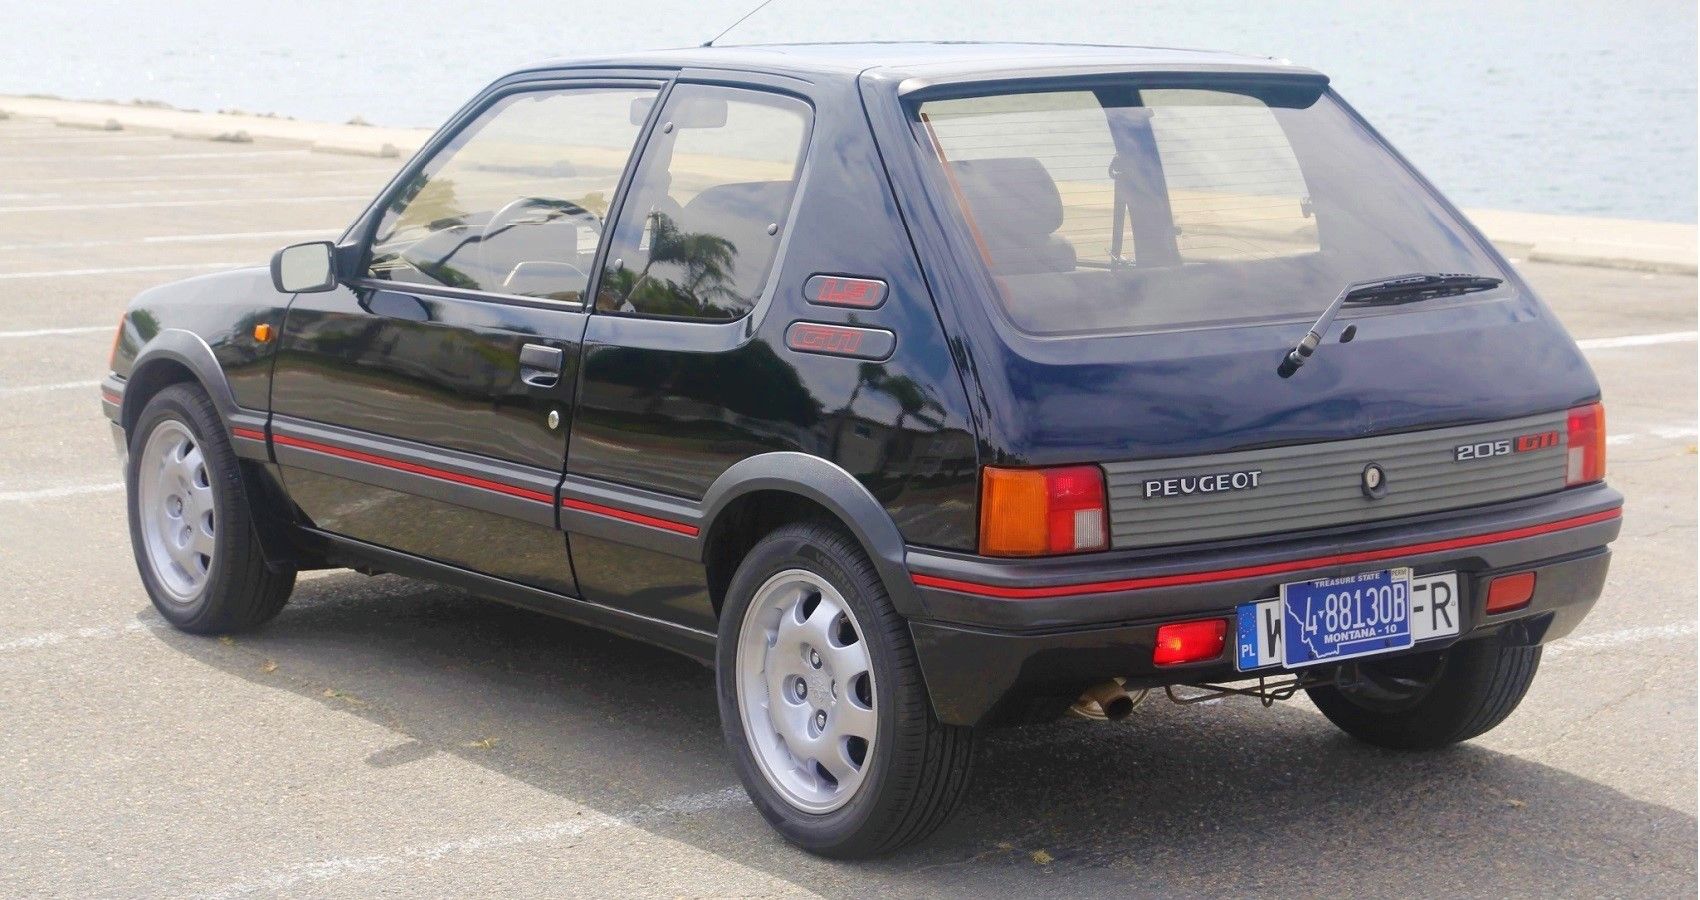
[101,42,1621,856]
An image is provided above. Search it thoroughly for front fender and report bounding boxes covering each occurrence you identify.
[120,329,245,431]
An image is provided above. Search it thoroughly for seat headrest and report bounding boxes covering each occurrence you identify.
[948,156,1064,241]
[679,181,792,233]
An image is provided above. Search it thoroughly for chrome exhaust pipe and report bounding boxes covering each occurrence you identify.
[1069,678,1136,721]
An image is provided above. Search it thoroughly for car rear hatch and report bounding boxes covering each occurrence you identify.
[874,66,1602,551]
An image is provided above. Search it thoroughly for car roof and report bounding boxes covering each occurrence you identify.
[517,41,1321,85]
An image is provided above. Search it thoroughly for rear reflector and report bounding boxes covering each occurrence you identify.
[1486,571,1537,613]
[1566,402,1606,486]
[803,274,888,309]
[1153,619,1228,666]
[784,321,896,360]
[979,465,1108,556]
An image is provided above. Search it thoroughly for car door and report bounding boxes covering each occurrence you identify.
[269,79,663,594]
[565,81,815,627]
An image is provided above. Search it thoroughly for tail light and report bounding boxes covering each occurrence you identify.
[1153,619,1228,666]
[1566,402,1606,486]
[979,465,1108,556]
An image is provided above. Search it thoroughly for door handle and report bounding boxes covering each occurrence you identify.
[519,343,565,388]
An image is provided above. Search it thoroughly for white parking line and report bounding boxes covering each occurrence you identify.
[0,325,111,338]
[1,185,360,200]
[0,620,159,653]
[1544,622,1697,658]
[0,261,245,280]
[1608,425,1698,446]
[19,168,389,186]
[0,194,365,213]
[0,379,101,395]
[0,149,311,162]
[0,482,122,502]
[0,134,174,144]
[192,787,747,900]
[0,227,339,252]
[1576,331,1697,350]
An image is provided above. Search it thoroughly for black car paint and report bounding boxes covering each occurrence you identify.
[104,44,1619,729]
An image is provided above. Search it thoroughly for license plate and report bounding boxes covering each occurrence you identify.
[1236,570,1461,672]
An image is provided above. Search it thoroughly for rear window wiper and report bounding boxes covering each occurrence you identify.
[1278,273,1504,378]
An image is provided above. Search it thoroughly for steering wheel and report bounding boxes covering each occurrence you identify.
[477,197,602,281]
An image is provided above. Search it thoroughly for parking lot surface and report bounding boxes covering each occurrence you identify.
[0,118,1694,898]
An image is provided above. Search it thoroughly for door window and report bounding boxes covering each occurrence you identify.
[367,86,657,303]
[596,85,811,321]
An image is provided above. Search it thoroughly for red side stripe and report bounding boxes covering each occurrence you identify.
[231,427,265,442]
[271,433,554,505]
[913,508,1623,600]
[270,431,700,535]
[561,497,699,536]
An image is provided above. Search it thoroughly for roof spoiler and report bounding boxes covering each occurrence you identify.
[894,65,1330,107]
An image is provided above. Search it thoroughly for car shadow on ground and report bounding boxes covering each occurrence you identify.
[149,571,1697,897]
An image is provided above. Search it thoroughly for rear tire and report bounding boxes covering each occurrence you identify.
[126,383,295,633]
[716,521,974,858]
[1306,637,1542,750]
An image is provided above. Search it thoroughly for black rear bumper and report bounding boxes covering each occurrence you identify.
[904,485,1621,726]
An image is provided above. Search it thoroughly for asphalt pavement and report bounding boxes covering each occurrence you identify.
[0,117,1694,898]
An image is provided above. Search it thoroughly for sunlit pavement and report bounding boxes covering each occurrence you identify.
[0,117,1693,898]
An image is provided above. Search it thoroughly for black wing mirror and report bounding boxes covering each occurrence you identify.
[270,241,339,293]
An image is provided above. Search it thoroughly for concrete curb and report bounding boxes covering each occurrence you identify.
[1462,208,1697,275]
[2,94,1694,274]
[0,95,429,158]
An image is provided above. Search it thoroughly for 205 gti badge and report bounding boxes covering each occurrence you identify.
[1454,429,1560,462]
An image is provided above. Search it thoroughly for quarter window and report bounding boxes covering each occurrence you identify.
[367,86,657,302]
[596,85,811,320]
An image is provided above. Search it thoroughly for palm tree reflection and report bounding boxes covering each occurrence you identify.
[597,211,742,319]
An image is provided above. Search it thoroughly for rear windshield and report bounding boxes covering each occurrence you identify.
[913,83,1510,335]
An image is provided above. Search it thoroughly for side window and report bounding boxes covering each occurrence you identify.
[367,86,657,302]
[596,85,811,321]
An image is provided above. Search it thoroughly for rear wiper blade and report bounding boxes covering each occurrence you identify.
[1277,272,1504,378]
[1341,272,1503,306]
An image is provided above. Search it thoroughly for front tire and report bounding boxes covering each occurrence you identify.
[716,521,974,858]
[126,383,295,633]
[1306,637,1542,750]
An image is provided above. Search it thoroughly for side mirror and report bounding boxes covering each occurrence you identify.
[270,241,339,293]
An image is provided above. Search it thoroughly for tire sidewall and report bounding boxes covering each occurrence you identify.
[715,524,911,854]
[126,385,244,630]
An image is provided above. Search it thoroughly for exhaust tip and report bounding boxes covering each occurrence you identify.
[1099,693,1134,720]
[1070,678,1136,721]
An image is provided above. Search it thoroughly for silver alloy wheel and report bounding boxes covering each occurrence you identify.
[136,418,216,603]
[735,568,878,814]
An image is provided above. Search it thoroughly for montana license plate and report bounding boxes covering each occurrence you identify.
[1236,569,1461,671]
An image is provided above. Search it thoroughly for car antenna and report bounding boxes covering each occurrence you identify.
[702,0,779,47]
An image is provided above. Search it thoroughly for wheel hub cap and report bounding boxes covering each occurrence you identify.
[735,569,878,814]
[136,419,216,603]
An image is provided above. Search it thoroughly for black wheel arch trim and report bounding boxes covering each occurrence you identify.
[120,329,240,429]
[698,452,922,618]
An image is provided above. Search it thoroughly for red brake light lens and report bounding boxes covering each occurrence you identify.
[1153,619,1228,666]
[1565,402,1606,486]
[979,465,1108,556]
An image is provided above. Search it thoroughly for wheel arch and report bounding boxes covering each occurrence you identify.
[120,329,242,434]
[121,329,303,572]
[700,453,922,619]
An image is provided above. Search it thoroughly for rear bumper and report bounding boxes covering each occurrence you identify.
[905,484,1621,726]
